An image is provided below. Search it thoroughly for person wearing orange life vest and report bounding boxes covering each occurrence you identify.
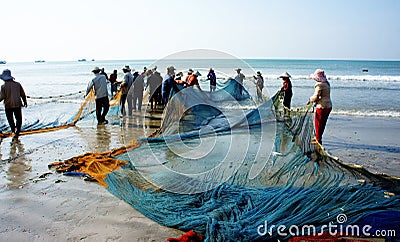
[186,71,201,89]
[174,72,186,87]
[185,69,194,84]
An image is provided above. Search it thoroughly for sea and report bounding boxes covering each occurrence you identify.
[0,58,399,125]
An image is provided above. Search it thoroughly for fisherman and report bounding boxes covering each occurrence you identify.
[235,68,245,96]
[162,66,177,105]
[185,68,194,84]
[100,68,109,80]
[253,71,264,101]
[120,65,134,116]
[141,67,148,77]
[279,72,293,109]
[109,69,120,97]
[0,69,27,137]
[86,67,109,125]
[145,70,156,111]
[152,66,163,106]
[207,68,217,92]
[174,72,186,87]
[131,69,144,112]
[308,69,332,144]
[186,71,201,89]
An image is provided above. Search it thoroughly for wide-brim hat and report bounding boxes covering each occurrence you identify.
[279,72,291,78]
[167,66,176,71]
[0,69,14,80]
[310,69,327,82]
[257,71,262,76]
[188,68,194,74]
[122,65,131,71]
[235,68,242,71]
[92,66,101,72]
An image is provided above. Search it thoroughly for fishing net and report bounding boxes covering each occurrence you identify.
[48,77,400,241]
[0,90,122,138]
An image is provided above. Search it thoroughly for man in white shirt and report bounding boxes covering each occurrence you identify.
[86,67,110,125]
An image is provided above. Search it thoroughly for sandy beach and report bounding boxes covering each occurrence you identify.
[0,114,399,241]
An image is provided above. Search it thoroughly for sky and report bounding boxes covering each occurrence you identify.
[1,0,399,62]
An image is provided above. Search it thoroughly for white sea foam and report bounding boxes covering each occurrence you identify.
[261,74,400,83]
[332,109,400,118]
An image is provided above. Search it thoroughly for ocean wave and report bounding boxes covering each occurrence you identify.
[332,109,400,118]
[261,75,400,83]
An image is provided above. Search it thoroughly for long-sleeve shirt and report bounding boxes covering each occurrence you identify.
[121,72,134,95]
[86,73,109,99]
[207,72,217,86]
[255,76,264,89]
[132,74,144,94]
[162,74,174,102]
[146,73,162,94]
[235,73,245,84]
[281,80,292,97]
[0,80,27,109]
[309,82,332,109]
[186,75,199,87]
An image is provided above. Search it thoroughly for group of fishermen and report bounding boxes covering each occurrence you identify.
[0,65,330,144]
[85,66,294,123]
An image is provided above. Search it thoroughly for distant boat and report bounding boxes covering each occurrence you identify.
[35,60,45,63]
[91,59,95,61]
[78,59,86,62]
[0,61,6,64]
[362,69,368,72]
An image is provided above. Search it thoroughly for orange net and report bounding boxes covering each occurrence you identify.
[48,139,141,187]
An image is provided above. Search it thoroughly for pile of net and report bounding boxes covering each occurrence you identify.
[48,78,400,241]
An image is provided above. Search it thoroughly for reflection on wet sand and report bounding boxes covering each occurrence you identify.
[120,111,163,143]
[96,125,111,152]
[6,138,32,189]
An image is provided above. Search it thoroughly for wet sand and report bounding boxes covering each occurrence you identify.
[324,115,400,177]
[0,113,399,241]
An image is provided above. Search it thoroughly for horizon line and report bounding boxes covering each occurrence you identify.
[2,57,400,63]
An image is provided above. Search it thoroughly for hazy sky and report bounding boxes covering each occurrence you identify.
[2,0,399,62]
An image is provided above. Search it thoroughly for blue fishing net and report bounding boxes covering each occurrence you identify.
[103,79,400,241]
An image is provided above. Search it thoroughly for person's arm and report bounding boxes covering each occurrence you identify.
[85,79,94,97]
[281,81,288,91]
[0,86,4,103]
[175,79,185,85]
[120,74,128,87]
[309,84,322,103]
[20,84,27,107]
